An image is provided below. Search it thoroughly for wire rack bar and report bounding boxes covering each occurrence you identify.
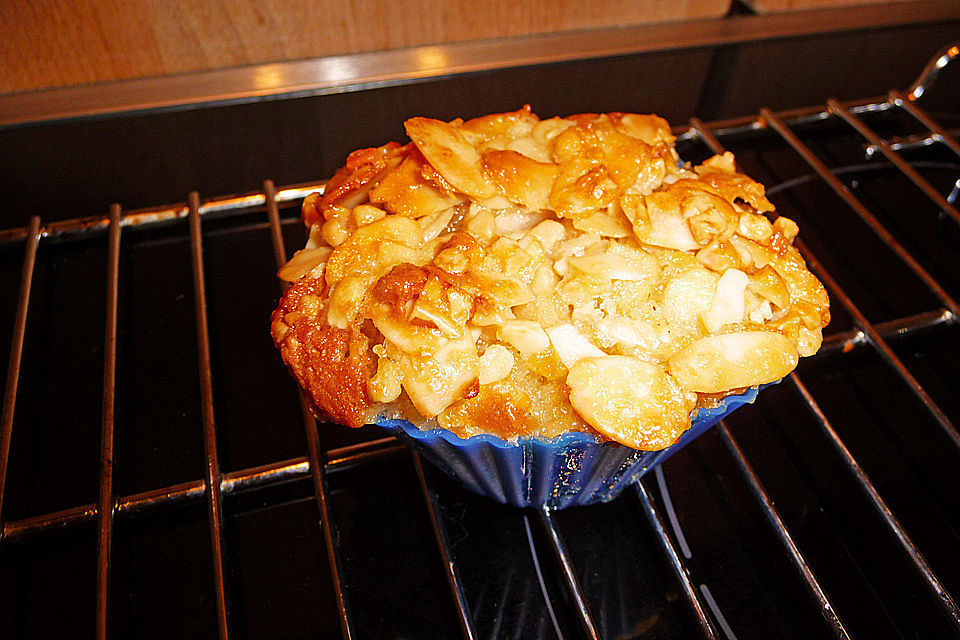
[538,507,601,640]
[692,116,960,632]
[2,439,403,543]
[264,180,356,639]
[759,107,960,319]
[412,454,477,640]
[0,290,942,546]
[827,98,960,227]
[693,115,960,452]
[298,399,356,640]
[820,308,951,354]
[0,215,41,537]
[905,43,960,101]
[634,480,719,639]
[0,90,905,249]
[789,374,960,633]
[264,180,291,273]
[894,91,960,160]
[188,191,231,640]
[0,184,322,245]
[674,94,895,147]
[95,204,121,640]
[799,216,960,449]
[716,423,851,640]
[865,128,960,156]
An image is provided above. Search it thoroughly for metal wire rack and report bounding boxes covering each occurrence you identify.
[1,43,959,640]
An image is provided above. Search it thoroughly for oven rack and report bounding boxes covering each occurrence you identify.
[1,43,959,640]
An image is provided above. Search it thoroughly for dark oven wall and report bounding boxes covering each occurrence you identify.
[0,20,958,228]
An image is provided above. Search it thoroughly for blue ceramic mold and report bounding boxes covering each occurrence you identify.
[376,383,770,509]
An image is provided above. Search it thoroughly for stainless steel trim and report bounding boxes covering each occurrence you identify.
[0,0,957,128]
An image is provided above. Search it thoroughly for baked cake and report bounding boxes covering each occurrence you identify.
[271,107,830,450]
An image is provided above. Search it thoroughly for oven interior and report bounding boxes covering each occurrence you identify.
[1,34,960,640]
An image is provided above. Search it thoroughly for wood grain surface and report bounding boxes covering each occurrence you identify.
[743,0,902,13]
[0,0,732,94]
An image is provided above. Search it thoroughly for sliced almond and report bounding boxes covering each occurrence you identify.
[701,268,748,333]
[482,149,558,210]
[498,320,550,354]
[405,117,496,199]
[397,333,479,417]
[546,323,605,369]
[668,331,798,393]
[567,356,696,450]
[278,246,332,282]
[478,344,515,384]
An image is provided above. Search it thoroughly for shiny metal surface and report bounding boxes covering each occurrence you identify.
[95,204,121,640]
[789,376,960,633]
[635,480,719,639]
[0,216,40,532]
[413,454,478,640]
[539,508,601,640]
[264,180,358,640]
[189,191,232,640]
[717,423,851,640]
[0,1,956,128]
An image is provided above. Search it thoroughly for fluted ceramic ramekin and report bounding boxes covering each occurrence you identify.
[376,384,769,509]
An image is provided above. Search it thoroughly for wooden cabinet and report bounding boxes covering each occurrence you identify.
[0,0,733,93]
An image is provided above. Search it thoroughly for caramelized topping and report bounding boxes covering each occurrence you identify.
[273,108,830,448]
[373,263,429,309]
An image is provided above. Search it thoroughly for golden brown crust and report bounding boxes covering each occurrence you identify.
[305,142,410,227]
[482,149,558,211]
[369,149,462,219]
[372,263,429,309]
[272,278,374,428]
[441,383,535,441]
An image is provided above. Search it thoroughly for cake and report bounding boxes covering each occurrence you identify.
[271,106,830,454]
